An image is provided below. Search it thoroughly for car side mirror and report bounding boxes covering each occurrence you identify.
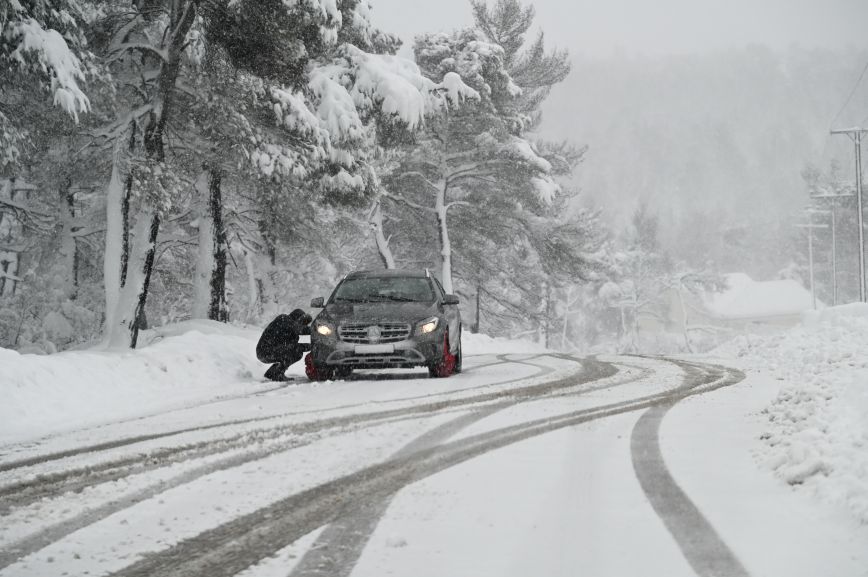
[443,294,460,305]
[310,297,325,308]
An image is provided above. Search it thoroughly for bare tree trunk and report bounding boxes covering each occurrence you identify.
[120,154,132,288]
[208,170,228,321]
[561,286,573,349]
[675,286,693,353]
[58,176,78,299]
[103,143,126,335]
[243,248,260,322]
[368,198,395,269]
[129,212,160,348]
[115,0,197,348]
[0,253,19,297]
[435,177,453,293]
[472,285,481,333]
[543,283,552,348]
[193,168,229,321]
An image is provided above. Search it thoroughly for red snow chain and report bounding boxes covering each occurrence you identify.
[305,353,331,381]
[430,333,456,378]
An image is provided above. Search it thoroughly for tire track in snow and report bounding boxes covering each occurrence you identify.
[0,354,534,474]
[287,408,505,577]
[0,407,475,570]
[0,355,558,513]
[287,358,651,577]
[0,355,590,569]
[105,360,741,577]
[631,366,751,577]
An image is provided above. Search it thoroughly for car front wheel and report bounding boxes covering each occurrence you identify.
[305,353,334,382]
[454,329,462,373]
[428,332,458,378]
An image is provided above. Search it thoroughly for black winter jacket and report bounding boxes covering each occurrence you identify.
[256,309,312,363]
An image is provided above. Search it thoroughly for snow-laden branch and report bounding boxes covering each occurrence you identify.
[395,171,439,190]
[445,200,470,211]
[384,192,435,213]
[6,17,90,120]
[0,196,51,218]
[0,270,23,282]
[108,43,169,64]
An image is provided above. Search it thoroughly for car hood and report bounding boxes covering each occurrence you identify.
[320,301,438,324]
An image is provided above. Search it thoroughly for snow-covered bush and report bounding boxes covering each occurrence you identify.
[723,304,868,523]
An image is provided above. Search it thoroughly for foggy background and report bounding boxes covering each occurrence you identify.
[375,0,868,280]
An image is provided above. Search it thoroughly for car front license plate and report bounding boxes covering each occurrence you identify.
[354,344,395,354]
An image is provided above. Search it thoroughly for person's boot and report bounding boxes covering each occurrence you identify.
[264,362,289,382]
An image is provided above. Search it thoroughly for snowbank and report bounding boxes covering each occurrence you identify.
[0,321,266,445]
[719,304,868,523]
[461,332,549,355]
[0,324,548,445]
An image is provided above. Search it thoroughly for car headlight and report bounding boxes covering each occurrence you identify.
[419,317,439,334]
[316,322,334,336]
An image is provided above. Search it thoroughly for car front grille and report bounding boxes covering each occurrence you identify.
[338,322,412,343]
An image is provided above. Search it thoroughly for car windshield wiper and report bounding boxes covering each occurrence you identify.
[333,297,366,303]
[365,294,417,302]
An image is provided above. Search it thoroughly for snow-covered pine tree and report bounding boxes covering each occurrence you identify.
[382,28,557,294]
[470,0,570,128]
[209,0,477,312]
[1,0,92,169]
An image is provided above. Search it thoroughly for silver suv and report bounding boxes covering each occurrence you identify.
[307,270,462,380]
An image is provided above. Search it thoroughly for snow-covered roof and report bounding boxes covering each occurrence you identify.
[704,273,818,320]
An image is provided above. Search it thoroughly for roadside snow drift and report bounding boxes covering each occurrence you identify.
[0,321,266,444]
[721,303,868,523]
[0,323,548,445]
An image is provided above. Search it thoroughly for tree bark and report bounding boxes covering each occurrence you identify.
[207,170,228,321]
[369,198,396,269]
[103,144,126,335]
[243,248,260,322]
[130,212,160,348]
[120,0,198,348]
[58,176,78,299]
[435,177,453,293]
[193,169,229,321]
[472,285,481,333]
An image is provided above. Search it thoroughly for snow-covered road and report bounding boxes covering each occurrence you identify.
[1,353,866,577]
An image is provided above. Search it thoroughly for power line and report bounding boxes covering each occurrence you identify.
[831,58,868,130]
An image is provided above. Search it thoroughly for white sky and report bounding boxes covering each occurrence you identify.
[371,0,868,58]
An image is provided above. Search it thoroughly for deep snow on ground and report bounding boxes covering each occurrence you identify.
[0,321,548,445]
[715,303,868,524]
[662,371,868,577]
[2,316,868,576]
[0,321,267,444]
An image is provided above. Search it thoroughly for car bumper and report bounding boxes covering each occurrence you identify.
[311,328,443,369]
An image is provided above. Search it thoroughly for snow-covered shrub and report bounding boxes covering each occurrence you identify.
[724,305,868,523]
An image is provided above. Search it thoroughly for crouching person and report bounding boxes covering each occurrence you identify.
[256,309,313,381]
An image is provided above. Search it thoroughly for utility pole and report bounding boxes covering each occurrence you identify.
[811,190,854,305]
[796,210,830,310]
[830,127,868,302]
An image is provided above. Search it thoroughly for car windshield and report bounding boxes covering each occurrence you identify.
[331,277,434,303]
